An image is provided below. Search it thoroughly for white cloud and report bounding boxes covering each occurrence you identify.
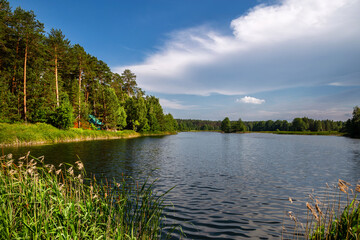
[114,0,360,96]
[236,96,265,104]
[159,98,198,110]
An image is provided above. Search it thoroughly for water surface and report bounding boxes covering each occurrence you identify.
[4,132,360,239]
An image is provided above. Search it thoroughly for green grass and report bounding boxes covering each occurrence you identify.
[0,153,173,239]
[0,123,144,146]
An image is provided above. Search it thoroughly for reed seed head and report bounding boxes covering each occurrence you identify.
[75,161,84,170]
[338,179,351,193]
[288,211,297,223]
[55,169,61,175]
[355,184,360,193]
[306,202,319,221]
[6,160,14,167]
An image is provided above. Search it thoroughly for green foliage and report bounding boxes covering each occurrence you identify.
[346,106,360,137]
[162,113,177,132]
[221,117,231,133]
[233,118,247,132]
[0,0,174,134]
[48,95,74,130]
[292,118,307,131]
[0,153,171,239]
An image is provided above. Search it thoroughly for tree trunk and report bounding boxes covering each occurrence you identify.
[55,46,59,107]
[78,68,81,128]
[23,38,28,123]
[11,38,20,94]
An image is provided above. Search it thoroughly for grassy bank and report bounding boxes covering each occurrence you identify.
[0,123,175,147]
[0,153,171,239]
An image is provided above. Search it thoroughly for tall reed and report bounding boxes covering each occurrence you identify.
[285,179,360,239]
[0,152,172,239]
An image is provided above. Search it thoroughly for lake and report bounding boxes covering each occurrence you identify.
[3,132,360,239]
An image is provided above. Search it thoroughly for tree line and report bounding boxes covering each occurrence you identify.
[177,107,360,137]
[0,0,177,132]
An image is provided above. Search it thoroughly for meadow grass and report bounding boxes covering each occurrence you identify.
[285,180,360,239]
[0,152,173,239]
[0,123,142,146]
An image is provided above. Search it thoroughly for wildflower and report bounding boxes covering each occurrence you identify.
[6,153,12,160]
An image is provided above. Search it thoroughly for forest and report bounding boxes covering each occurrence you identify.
[0,0,177,132]
[178,108,360,138]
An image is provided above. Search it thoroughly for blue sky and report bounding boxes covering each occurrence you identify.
[9,0,360,121]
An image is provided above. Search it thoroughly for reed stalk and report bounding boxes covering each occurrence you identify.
[0,152,173,239]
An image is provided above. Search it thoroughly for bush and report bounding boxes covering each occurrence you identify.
[48,96,74,130]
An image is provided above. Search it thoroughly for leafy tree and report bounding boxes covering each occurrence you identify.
[46,28,70,107]
[122,69,137,96]
[48,94,74,130]
[234,118,246,132]
[71,44,87,128]
[292,118,307,131]
[221,117,231,133]
[103,87,126,130]
[162,113,177,132]
[12,7,44,122]
[346,106,360,137]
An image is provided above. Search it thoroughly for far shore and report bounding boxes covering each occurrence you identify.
[180,130,345,136]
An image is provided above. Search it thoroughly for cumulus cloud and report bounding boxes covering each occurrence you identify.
[114,0,360,96]
[159,98,198,110]
[236,96,265,104]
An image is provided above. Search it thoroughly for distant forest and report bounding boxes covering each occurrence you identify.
[0,0,177,132]
[177,118,343,132]
[177,107,360,137]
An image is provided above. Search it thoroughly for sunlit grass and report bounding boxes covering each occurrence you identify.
[0,123,140,145]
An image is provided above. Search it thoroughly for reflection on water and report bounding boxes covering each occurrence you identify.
[4,132,360,239]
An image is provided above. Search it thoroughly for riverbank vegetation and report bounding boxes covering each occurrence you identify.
[0,0,177,133]
[0,122,143,146]
[285,179,360,239]
[0,153,171,239]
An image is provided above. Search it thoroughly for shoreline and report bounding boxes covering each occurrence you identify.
[0,123,176,147]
